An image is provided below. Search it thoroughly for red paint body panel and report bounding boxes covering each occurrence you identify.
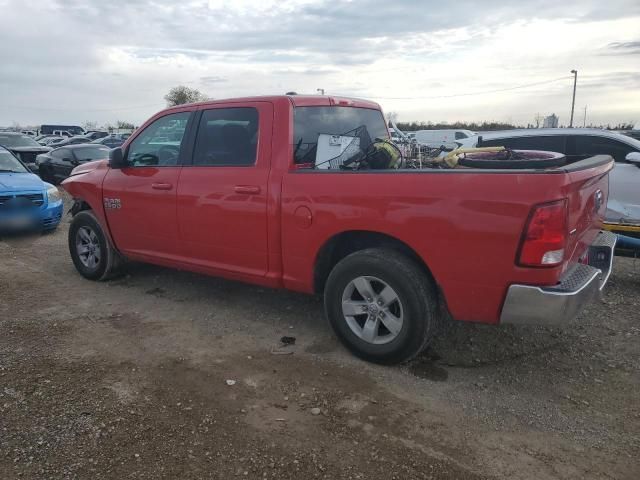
[103,166,182,258]
[62,95,613,325]
[175,101,274,277]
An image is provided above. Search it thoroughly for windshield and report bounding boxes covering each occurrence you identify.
[0,134,41,148]
[293,106,389,167]
[73,146,110,160]
[0,150,29,173]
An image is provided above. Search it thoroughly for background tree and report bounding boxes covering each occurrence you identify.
[82,120,98,131]
[116,120,135,130]
[164,86,208,107]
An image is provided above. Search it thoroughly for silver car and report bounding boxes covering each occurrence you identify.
[462,128,640,226]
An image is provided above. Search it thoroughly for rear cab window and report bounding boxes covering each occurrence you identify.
[192,108,259,166]
[293,106,389,169]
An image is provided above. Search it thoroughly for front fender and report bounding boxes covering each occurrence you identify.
[62,162,117,248]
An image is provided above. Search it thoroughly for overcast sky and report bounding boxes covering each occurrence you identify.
[1,0,639,127]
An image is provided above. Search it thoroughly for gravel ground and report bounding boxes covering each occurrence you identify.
[0,190,638,479]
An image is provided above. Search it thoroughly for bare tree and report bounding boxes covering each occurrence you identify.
[164,86,208,107]
[82,121,98,131]
[116,120,135,130]
[534,113,543,129]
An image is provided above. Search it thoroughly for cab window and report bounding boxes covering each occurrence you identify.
[126,112,190,167]
[192,108,259,166]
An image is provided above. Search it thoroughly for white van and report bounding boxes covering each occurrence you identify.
[414,129,475,146]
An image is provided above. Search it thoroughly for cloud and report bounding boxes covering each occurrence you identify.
[0,0,639,126]
[603,41,640,55]
[199,75,228,85]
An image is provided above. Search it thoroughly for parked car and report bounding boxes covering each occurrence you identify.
[46,137,69,147]
[84,131,110,141]
[35,134,59,144]
[414,129,475,147]
[90,134,127,148]
[39,136,66,146]
[470,128,640,230]
[0,146,63,233]
[39,124,84,136]
[0,132,51,173]
[61,95,616,364]
[36,145,110,184]
[51,135,94,148]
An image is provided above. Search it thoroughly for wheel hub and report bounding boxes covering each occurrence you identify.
[341,275,404,345]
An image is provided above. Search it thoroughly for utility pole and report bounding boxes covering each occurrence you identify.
[317,88,325,95]
[583,106,587,128]
[569,70,577,128]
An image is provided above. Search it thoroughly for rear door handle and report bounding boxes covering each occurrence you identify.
[151,182,173,191]
[234,185,261,194]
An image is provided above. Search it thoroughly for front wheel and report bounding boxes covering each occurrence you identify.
[68,211,124,280]
[324,248,439,364]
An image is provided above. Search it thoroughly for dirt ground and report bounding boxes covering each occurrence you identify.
[1,191,639,480]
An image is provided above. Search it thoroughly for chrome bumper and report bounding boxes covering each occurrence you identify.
[500,231,617,325]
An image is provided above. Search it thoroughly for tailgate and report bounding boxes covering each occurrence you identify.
[562,155,614,265]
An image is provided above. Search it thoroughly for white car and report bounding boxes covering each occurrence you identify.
[413,129,475,147]
[463,128,640,226]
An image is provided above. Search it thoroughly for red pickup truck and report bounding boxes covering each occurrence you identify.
[62,95,616,364]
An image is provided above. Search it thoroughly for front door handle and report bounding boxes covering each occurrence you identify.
[234,185,261,195]
[151,182,173,190]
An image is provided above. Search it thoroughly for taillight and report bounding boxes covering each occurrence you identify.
[518,200,568,267]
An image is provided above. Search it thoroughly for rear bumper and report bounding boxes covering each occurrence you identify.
[500,231,616,325]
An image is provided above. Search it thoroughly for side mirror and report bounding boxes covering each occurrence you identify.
[625,152,640,165]
[109,147,127,169]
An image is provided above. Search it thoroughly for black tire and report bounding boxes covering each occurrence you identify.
[68,210,124,280]
[324,248,439,364]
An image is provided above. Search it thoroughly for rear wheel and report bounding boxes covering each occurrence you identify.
[324,248,439,364]
[68,211,124,280]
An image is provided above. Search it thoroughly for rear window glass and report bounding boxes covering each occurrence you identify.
[293,106,388,167]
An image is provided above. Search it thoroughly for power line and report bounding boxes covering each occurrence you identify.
[333,75,572,100]
[3,102,164,113]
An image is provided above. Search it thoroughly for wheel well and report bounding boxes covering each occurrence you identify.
[313,231,434,294]
[70,199,91,216]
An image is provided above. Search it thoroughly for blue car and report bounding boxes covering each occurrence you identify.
[0,146,63,233]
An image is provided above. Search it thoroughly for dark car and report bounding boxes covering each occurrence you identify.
[36,145,110,184]
[39,125,84,136]
[84,131,109,141]
[50,135,94,148]
[90,134,127,148]
[0,132,51,173]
